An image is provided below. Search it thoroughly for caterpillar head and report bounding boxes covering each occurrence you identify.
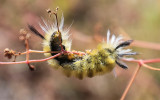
[106,30,137,69]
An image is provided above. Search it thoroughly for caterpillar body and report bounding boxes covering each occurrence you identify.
[29,14,137,79]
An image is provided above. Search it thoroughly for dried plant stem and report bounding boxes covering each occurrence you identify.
[132,40,160,50]
[119,59,160,100]
[0,52,63,65]
[66,51,86,55]
[123,59,160,71]
[27,52,63,63]
[25,39,30,63]
[117,27,160,50]
[123,58,160,65]
[0,50,86,65]
[142,63,160,71]
[120,65,141,100]
[25,38,35,70]
[143,58,160,64]
[16,50,61,56]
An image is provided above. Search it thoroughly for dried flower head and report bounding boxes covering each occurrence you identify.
[4,48,15,59]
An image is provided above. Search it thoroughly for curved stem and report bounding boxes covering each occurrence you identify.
[142,63,160,71]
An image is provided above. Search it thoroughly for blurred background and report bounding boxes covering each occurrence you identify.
[0,0,160,100]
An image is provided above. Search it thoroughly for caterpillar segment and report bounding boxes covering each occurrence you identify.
[61,45,116,79]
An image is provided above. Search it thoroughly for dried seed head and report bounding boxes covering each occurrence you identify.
[20,29,27,35]
[46,7,59,17]
[26,33,31,39]
[19,28,31,40]
[4,48,10,53]
[46,8,51,14]
[4,48,15,59]
[46,8,53,17]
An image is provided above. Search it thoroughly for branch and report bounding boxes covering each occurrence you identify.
[0,52,63,65]
[142,63,160,71]
[120,58,160,100]
[120,65,141,100]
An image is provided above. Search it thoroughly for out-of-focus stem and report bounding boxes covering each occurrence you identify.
[120,65,141,100]
[142,63,160,71]
[143,58,160,64]
[123,58,160,64]
[132,40,160,50]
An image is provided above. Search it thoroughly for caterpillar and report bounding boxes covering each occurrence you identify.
[28,13,137,79]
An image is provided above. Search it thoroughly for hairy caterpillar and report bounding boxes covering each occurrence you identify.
[28,13,137,79]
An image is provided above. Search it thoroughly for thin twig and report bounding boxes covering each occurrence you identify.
[66,51,86,55]
[143,58,160,64]
[0,50,86,65]
[120,65,141,100]
[123,59,160,71]
[117,27,160,50]
[123,58,160,64]
[15,50,61,56]
[25,39,30,64]
[132,40,160,50]
[25,38,36,70]
[142,63,160,71]
[0,52,63,65]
